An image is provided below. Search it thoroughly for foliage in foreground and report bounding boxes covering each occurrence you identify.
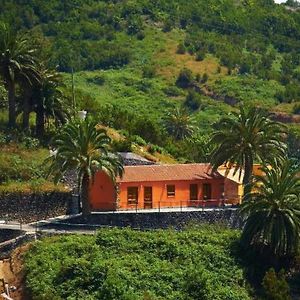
[262,268,291,300]
[240,160,300,259]
[24,226,251,300]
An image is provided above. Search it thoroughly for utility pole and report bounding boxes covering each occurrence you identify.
[71,67,76,115]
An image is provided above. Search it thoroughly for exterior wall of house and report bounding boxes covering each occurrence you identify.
[224,178,243,204]
[117,178,226,210]
[89,171,116,211]
[89,172,241,211]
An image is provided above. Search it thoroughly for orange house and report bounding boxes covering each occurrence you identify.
[89,163,240,211]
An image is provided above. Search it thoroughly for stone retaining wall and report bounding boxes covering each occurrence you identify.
[65,209,241,229]
[0,192,72,223]
[0,232,33,259]
[0,229,24,243]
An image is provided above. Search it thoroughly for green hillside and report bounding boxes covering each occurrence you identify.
[0,0,300,161]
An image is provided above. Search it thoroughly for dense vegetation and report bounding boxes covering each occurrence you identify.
[0,2,300,297]
[0,0,300,164]
[25,226,252,300]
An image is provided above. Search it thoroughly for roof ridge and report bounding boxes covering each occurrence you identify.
[124,163,211,168]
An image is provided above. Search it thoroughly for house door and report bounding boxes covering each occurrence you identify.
[144,187,153,209]
[190,184,198,200]
[203,183,212,200]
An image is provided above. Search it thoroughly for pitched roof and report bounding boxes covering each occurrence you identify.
[117,163,222,183]
[217,168,244,184]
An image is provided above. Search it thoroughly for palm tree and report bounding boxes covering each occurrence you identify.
[0,23,39,127]
[239,160,300,258]
[33,66,70,137]
[19,70,41,131]
[164,107,194,140]
[185,134,215,162]
[47,118,124,217]
[210,106,286,194]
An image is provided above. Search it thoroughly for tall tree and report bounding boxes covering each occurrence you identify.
[19,69,40,131]
[239,160,300,258]
[47,118,124,217]
[33,66,69,137]
[0,23,39,127]
[163,107,194,140]
[210,106,286,194]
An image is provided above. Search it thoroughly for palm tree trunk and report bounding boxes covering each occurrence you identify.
[243,155,253,199]
[35,101,45,137]
[7,79,16,128]
[22,87,31,131]
[81,173,91,218]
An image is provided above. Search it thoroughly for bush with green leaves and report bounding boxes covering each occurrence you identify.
[24,226,251,300]
[147,144,165,154]
[202,73,209,83]
[195,50,205,61]
[142,65,156,78]
[262,268,291,300]
[176,43,186,54]
[163,85,183,97]
[86,75,105,86]
[176,68,194,89]
[0,147,46,183]
[111,139,132,153]
[184,90,203,111]
[131,135,147,146]
[293,103,300,114]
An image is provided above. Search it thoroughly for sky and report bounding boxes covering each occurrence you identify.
[274,0,286,3]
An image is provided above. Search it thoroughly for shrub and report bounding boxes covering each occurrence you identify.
[87,75,105,86]
[162,19,173,32]
[21,136,40,149]
[293,103,300,114]
[195,50,205,61]
[0,151,45,183]
[137,79,152,92]
[262,268,291,300]
[184,90,202,111]
[163,86,182,97]
[142,65,156,78]
[285,83,300,102]
[136,30,145,40]
[131,135,147,146]
[176,43,186,54]
[0,132,8,145]
[24,226,251,300]
[127,17,144,35]
[112,139,132,152]
[133,119,163,145]
[147,144,165,154]
[176,68,194,88]
[201,73,209,83]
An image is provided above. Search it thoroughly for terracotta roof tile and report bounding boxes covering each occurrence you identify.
[117,163,222,183]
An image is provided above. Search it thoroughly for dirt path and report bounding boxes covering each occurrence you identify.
[0,244,31,300]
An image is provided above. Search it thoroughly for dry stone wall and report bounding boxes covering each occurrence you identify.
[0,192,72,223]
[64,209,241,229]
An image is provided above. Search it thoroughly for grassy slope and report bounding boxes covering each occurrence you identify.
[0,143,68,193]
[70,26,300,133]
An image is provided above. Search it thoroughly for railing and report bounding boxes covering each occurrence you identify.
[117,199,240,213]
